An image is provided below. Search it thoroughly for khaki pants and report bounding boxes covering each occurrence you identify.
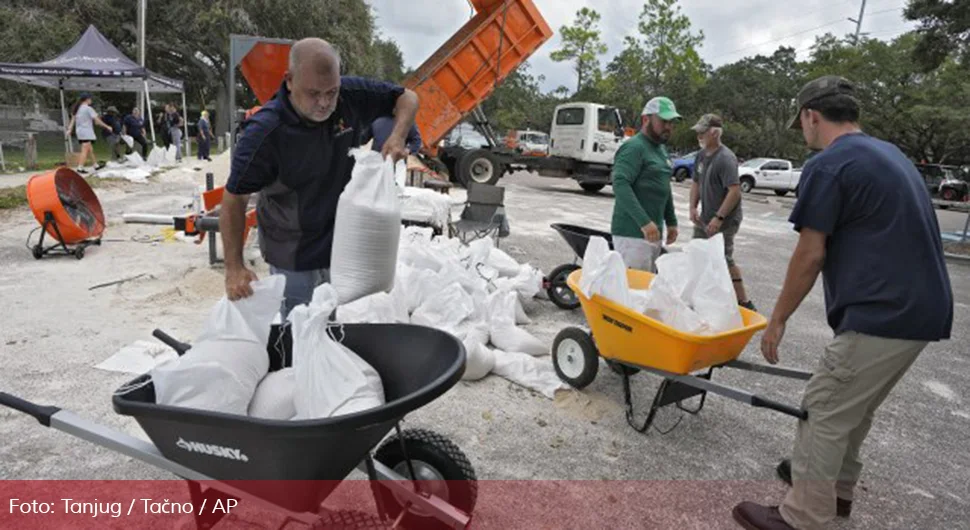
[780,331,927,530]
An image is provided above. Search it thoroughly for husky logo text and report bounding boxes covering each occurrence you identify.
[176,438,249,462]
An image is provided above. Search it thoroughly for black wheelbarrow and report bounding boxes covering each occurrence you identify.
[543,223,614,310]
[0,323,476,530]
[543,223,668,310]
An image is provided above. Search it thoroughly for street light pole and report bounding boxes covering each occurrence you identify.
[848,0,867,45]
[138,0,146,116]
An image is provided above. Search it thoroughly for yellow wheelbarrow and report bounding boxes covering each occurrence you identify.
[553,269,811,434]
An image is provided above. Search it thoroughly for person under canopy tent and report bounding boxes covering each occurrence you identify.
[0,24,187,156]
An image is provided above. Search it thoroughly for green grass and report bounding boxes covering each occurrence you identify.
[0,176,114,210]
[2,134,225,173]
[0,185,27,209]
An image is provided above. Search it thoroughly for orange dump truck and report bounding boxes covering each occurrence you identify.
[235,1,632,193]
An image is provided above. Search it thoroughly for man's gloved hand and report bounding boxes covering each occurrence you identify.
[226,266,258,301]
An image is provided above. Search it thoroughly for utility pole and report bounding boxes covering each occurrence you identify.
[848,0,867,45]
[137,0,146,116]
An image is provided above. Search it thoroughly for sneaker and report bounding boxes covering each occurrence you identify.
[776,459,852,517]
[740,300,757,312]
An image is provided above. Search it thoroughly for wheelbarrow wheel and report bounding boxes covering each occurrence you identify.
[371,428,477,530]
[31,244,43,260]
[552,327,599,389]
[313,510,388,529]
[547,263,581,310]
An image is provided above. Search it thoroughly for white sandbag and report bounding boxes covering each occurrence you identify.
[461,341,496,381]
[337,292,408,324]
[494,265,544,300]
[399,267,439,314]
[146,147,165,167]
[467,238,493,268]
[152,275,285,415]
[641,276,711,335]
[248,368,296,420]
[685,234,744,333]
[487,290,546,356]
[411,282,475,335]
[487,247,522,277]
[514,296,532,325]
[330,148,403,304]
[578,237,633,309]
[290,284,385,419]
[491,349,566,399]
[654,251,701,302]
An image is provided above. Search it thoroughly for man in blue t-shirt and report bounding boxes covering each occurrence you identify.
[732,76,954,530]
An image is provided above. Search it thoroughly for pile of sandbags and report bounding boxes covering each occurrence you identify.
[335,227,565,399]
[580,234,744,335]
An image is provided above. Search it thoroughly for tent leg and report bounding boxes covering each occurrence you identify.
[182,91,190,159]
[144,81,156,146]
[60,88,73,154]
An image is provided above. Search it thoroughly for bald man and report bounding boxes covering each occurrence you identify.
[220,38,419,318]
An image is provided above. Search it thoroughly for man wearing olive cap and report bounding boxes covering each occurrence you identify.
[689,113,755,311]
[732,75,953,530]
[610,96,681,272]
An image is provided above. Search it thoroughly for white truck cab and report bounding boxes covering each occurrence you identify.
[738,158,803,196]
[549,103,625,165]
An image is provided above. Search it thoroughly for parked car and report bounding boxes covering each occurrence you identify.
[671,150,698,182]
[737,158,803,196]
[916,163,969,202]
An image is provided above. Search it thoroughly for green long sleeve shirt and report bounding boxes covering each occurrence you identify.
[610,132,678,238]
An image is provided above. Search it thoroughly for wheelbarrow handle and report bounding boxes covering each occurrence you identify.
[0,392,60,427]
[751,395,808,420]
[152,329,191,356]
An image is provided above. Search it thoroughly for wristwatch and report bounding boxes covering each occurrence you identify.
[715,214,725,221]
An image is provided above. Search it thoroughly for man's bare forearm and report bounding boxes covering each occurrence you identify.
[390,89,419,142]
[690,181,700,212]
[718,186,741,218]
[772,238,825,325]
[219,192,251,270]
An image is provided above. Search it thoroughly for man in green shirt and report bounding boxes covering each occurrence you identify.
[610,96,681,272]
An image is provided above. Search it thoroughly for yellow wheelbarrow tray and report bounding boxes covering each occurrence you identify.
[554,269,812,434]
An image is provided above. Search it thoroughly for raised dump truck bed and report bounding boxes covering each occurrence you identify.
[403,0,553,156]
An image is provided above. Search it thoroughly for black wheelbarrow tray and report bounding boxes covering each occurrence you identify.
[543,223,615,310]
[0,323,476,530]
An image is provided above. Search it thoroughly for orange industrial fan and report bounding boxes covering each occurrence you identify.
[26,168,105,260]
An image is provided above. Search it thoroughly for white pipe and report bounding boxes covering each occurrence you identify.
[122,213,176,225]
[60,88,72,154]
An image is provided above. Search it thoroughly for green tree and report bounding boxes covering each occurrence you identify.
[549,8,608,93]
[635,0,706,97]
[905,0,970,70]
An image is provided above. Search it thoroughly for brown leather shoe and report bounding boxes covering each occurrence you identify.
[732,502,795,530]
[776,459,853,517]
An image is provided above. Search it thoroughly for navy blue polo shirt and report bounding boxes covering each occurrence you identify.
[226,77,405,271]
[790,132,953,341]
[123,115,144,137]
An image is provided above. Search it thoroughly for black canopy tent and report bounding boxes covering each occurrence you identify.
[0,25,187,154]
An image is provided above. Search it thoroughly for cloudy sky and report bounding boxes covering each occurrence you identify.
[366,0,918,93]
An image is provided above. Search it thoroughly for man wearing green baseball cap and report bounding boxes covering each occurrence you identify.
[609,96,681,272]
[732,75,953,530]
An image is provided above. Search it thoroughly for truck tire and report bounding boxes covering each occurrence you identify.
[740,176,755,193]
[674,168,689,182]
[579,183,606,194]
[774,190,788,197]
[459,149,504,187]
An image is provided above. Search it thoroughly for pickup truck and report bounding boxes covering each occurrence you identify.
[737,158,802,196]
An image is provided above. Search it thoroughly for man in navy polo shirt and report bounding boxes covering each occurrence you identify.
[219,38,419,318]
[732,76,953,530]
